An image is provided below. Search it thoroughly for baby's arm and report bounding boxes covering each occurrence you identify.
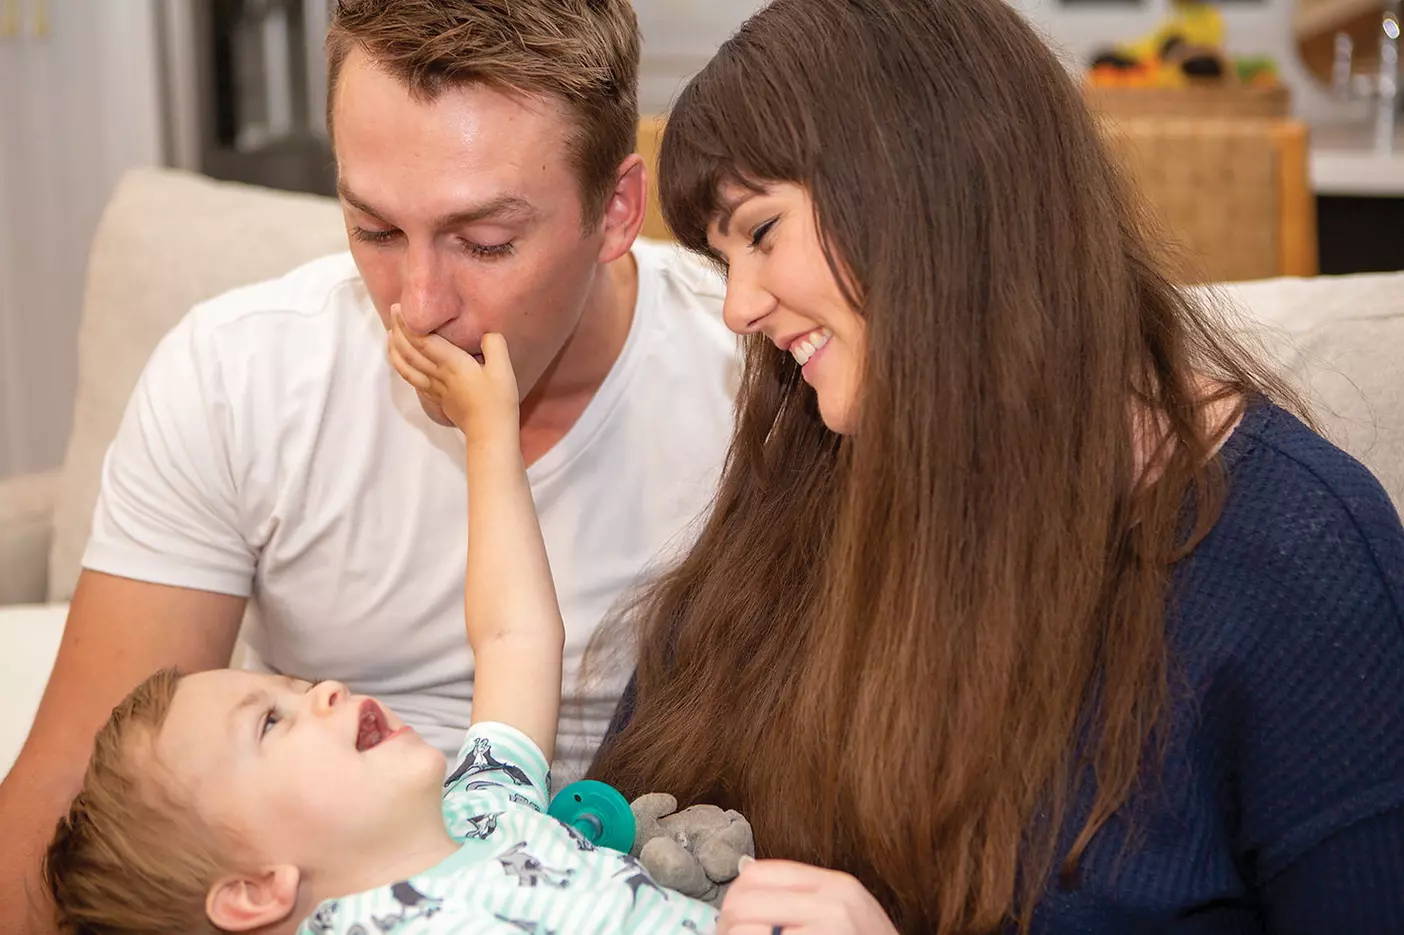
[388,309,564,761]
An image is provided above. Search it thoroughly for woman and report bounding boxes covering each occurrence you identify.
[590,0,1404,932]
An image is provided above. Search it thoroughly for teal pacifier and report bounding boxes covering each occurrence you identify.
[548,779,636,853]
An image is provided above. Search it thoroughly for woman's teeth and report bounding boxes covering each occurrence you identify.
[790,328,832,366]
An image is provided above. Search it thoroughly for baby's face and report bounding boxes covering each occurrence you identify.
[154,670,446,868]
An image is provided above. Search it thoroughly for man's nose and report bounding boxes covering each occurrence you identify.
[398,243,459,336]
[310,679,349,716]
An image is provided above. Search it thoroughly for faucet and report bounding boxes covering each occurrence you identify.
[1331,0,1402,154]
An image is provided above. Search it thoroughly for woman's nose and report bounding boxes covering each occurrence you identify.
[720,272,775,336]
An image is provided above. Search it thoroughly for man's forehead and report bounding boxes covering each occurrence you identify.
[332,45,573,150]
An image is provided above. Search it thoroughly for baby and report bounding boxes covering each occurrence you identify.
[43,312,718,935]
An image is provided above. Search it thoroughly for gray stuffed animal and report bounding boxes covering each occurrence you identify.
[630,793,755,907]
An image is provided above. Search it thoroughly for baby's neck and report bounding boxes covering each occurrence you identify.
[305,821,460,912]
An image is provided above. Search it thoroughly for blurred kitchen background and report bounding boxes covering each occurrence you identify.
[1,0,1402,479]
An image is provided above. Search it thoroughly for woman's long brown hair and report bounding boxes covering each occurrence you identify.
[590,0,1298,931]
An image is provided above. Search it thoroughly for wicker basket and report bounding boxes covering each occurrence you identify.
[1099,117,1316,283]
[1086,84,1291,120]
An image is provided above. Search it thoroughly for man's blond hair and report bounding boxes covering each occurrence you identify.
[43,669,230,934]
[326,0,642,226]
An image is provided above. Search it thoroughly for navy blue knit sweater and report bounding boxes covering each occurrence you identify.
[601,401,1404,933]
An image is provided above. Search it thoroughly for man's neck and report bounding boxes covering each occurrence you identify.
[518,250,639,467]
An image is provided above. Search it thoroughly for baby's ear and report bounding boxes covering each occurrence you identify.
[206,865,301,931]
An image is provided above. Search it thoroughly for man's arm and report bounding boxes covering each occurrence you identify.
[0,570,245,935]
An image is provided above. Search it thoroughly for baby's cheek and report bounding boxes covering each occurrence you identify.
[270,779,351,842]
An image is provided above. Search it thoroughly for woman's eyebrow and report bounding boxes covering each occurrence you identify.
[715,191,758,236]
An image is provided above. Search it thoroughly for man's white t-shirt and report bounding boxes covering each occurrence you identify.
[84,240,737,784]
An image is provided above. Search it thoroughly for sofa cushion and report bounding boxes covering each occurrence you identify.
[1216,272,1404,512]
[46,169,345,601]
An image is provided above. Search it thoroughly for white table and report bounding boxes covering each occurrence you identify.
[0,603,68,780]
[1311,121,1404,196]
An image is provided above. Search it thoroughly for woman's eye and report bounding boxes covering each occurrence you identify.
[749,218,777,249]
[260,708,282,738]
[350,226,399,246]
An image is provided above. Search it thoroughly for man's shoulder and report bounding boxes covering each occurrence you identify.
[632,238,727,329]
[182,251,366,341]
[142,250,384,422]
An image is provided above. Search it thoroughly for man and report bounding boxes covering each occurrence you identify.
[0,2,736,930]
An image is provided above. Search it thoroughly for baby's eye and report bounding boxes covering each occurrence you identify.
[260,708,282,738]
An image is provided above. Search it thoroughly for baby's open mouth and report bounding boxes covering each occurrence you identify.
[355,699,393,752]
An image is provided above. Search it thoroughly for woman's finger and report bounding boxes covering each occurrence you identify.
[717,923,803,935]
[719,860,899,935]
[729,859,842,893]
[719,884,824,931]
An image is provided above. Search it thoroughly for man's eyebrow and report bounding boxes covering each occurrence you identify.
[336,183,537,230]
[435,195,538,230]
[336,183,389,223]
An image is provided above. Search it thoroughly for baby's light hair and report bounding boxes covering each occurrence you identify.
[43,668,233,934]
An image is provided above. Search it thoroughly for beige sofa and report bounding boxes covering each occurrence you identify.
[1,167,1402,778]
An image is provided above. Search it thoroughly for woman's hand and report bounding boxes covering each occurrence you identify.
[387,305,519,447]
[718,859,900,935]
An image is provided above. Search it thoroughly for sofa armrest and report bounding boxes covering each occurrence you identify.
[0,469,60,606]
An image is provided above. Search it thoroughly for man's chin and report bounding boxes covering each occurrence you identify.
[417,393,455,428]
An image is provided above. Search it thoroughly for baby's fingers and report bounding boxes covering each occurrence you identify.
[414,330,478,375]
[480,333,513,372]
[388,339,432,392]
[389,311,441,377]
[480,333,519,390]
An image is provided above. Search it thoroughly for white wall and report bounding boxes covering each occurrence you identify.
[636,0,1349,122]
[0,0,163,478]
[636,0,767,113]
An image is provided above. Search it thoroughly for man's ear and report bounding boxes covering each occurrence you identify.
[597,153,648,265]
[206,865,301,932]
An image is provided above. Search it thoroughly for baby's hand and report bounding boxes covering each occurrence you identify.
[387,306,519,446]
